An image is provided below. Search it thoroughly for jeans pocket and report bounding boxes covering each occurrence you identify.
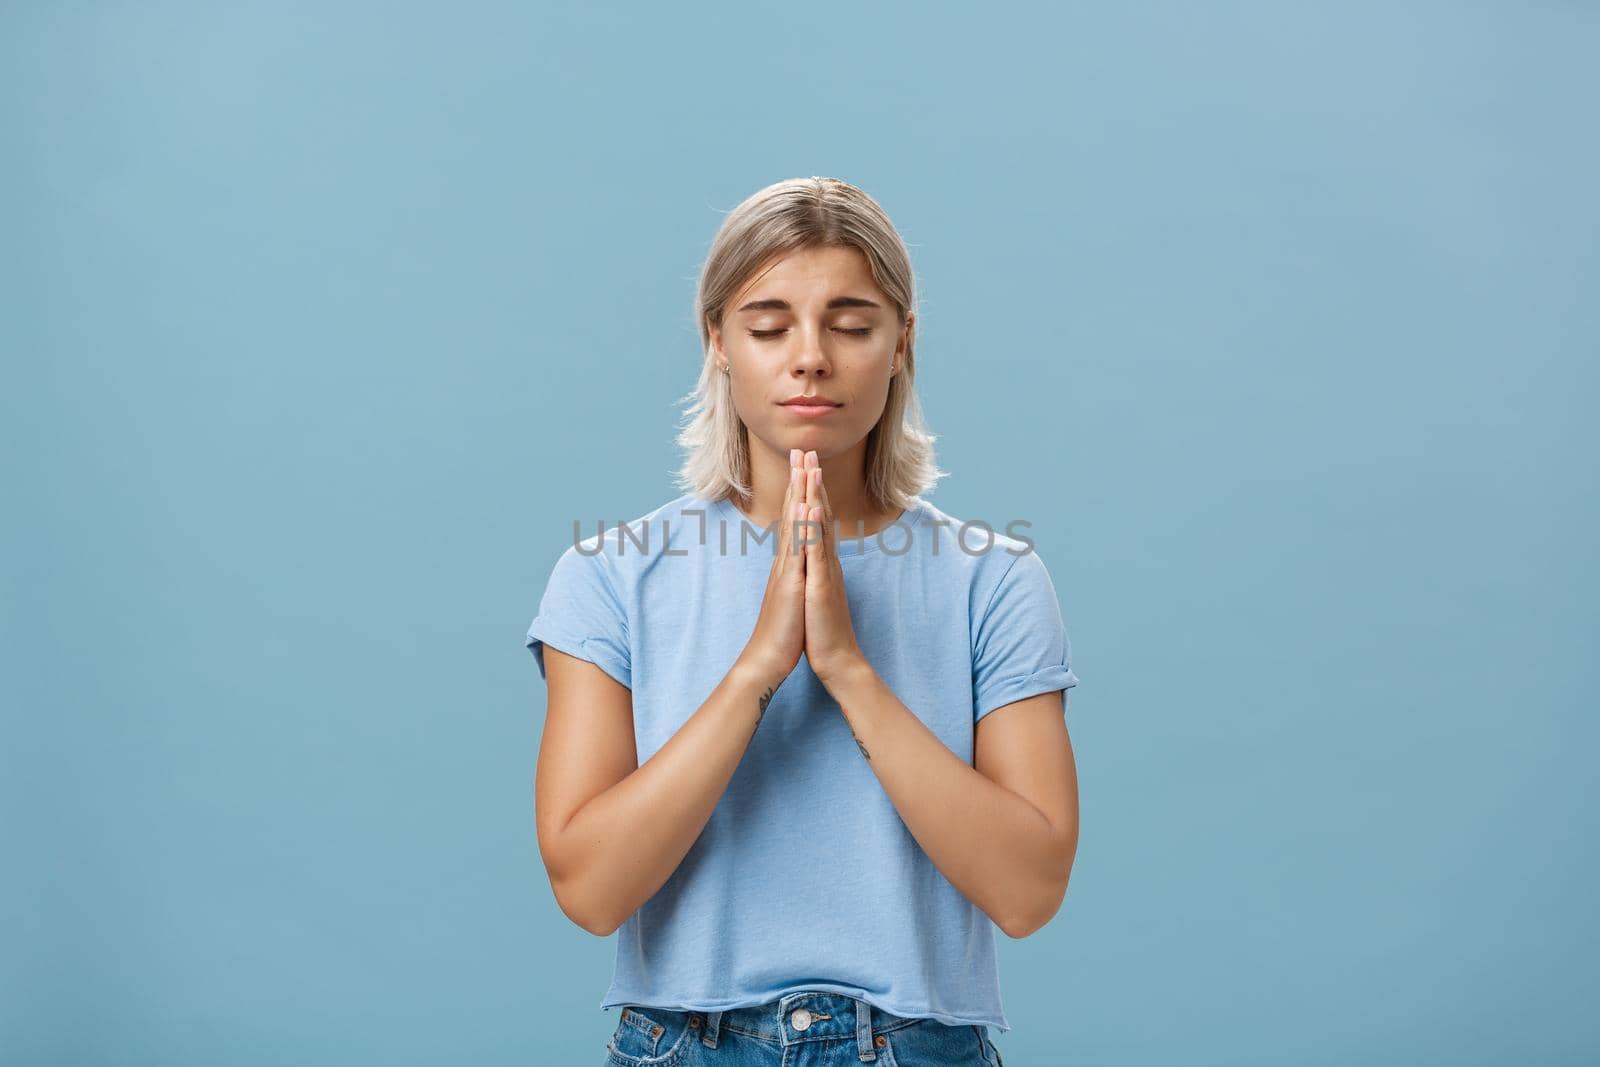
[606,1006,695,1066]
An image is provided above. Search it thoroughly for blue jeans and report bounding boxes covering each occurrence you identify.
[602,991,1006,1066]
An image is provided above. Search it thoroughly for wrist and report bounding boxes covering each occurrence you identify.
[814,650,874,695]
[733,651,792,693]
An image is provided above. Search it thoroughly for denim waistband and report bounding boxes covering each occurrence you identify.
[694,990,924,1059]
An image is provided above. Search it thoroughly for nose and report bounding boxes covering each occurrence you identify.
[787,326,832,377]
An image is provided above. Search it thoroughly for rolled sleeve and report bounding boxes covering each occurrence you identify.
[525,544,632,691]
[971,549,1079,723]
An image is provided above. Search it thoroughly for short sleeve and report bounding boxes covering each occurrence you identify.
[971,548,1079,723]
[524,545,632,690]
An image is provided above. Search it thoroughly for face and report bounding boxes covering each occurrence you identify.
[710,244,911,464]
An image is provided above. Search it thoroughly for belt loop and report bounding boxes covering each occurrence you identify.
[701,1009,722,1048]
[855,997,877,1062]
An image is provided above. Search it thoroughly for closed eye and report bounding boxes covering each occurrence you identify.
[749,328,872,340]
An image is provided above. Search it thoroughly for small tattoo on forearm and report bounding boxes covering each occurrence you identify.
[755,686,775,729]
[849,725,870,761]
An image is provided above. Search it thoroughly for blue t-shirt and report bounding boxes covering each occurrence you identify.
[524,491,1079,1032]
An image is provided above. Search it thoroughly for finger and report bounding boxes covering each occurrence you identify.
[807,470,830,569]
[794,499,809,575]
[804,452,818,522]
[780,453,797,558]
[804,455,823,564]
[785,449,809,560]
[815,462,837,569]
[815,464,836,564]
[806,502,828,581]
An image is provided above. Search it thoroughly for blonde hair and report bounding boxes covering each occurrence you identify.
[673,176,948,513]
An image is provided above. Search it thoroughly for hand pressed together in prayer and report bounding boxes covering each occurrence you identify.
[794,449,868,687]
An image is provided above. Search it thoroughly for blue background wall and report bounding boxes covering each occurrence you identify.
[4,2,1595,1064]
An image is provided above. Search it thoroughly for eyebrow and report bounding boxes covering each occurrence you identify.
[734,296,883,314]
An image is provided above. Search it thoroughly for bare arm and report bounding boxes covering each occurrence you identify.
[795,450,1078,937]
[537,453,812,935]
[536,649,789,936]
[822,660,1080,938]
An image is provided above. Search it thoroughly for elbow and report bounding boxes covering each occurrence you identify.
[551,872,622,938]
[580,914,623,938]
[1001,878,1069,939]
[541,817,622,937]
[1000,894,1055,939]
[1001,836,1077,939]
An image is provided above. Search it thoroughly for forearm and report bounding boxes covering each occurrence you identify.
[553,654,787,935]
[823,660,1073,938]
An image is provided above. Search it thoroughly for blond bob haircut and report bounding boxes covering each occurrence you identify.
[674,176,948,514]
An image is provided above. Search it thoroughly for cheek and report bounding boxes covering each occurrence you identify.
[725,375,781,437]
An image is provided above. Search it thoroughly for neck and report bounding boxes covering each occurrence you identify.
[734,439,899,536]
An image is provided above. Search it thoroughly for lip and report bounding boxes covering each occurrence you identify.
[778,398,843,418]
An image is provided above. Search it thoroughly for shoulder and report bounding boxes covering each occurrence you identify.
[913,496,1053,604]
[544,491,712,586]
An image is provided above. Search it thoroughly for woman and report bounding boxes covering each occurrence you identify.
[525,177,1079,1066]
